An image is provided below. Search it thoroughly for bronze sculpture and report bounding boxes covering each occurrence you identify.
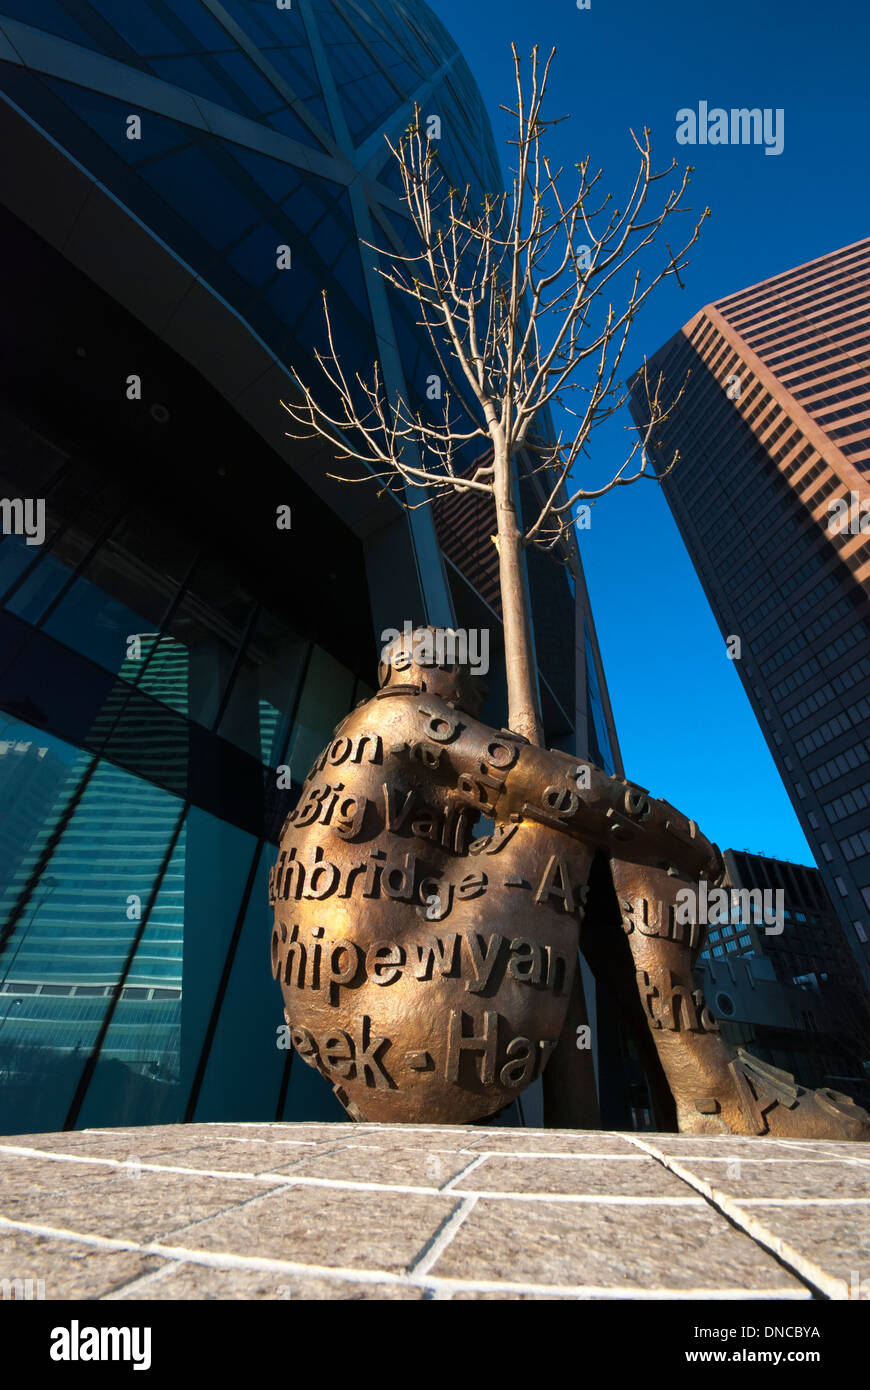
[270,628,870,1138]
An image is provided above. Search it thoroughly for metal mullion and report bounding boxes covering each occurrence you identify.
[0,462,104,609]
[32,498,130,633]
[271,638,316,1119]
[64,801,189,1130]
[275,638,316,789]
[0,750,101,961]
[183,834,265,1124]
[68,545,203,783]
[122,544,204,698]
[210,600,262,734]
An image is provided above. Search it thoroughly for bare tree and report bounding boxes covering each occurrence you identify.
[283,44,708,746]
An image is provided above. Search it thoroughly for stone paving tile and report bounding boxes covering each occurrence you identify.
[430,1198,806,1291]
[199,1123,347,1145]
[109,1264,425,1300]
[272,1142,474,1187]
[452,1154,696,1198]
[668,1159,870,1201]
[738,1204,870,1296]
[323,1128,477,1153]
[6,1167,263,1244]
[763,1141,870,1165]
[0,1228,162,1300]
[0,1154,113,1206]
[2,1122,867,1298]
[0,1130,176,1161]
[450,1290,580,1299]
[0,1129,354,1178]
[168,1183,459,1273]
[131,1139,339,1175]
[640,1135,821,1160]
[461,1130,640,1155]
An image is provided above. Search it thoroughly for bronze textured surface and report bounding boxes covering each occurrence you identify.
[270,629,870,1138]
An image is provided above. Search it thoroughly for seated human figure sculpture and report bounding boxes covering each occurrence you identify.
[270,627,870,1138]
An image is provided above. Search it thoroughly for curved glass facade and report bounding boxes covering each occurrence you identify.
[0,0,619,1132]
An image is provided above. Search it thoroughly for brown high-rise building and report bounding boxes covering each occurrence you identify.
[629,238,870,985]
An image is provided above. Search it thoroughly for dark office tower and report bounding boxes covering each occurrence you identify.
[629,239,870,987]
[0,1,619,1132]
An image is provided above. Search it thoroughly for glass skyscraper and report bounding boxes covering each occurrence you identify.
[0,0,620,1133]
[629,239,870,988]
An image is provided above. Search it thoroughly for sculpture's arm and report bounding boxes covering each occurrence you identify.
[495,742,724,885]
[303,689,722,885]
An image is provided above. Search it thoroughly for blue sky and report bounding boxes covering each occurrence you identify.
[435,0,869,864]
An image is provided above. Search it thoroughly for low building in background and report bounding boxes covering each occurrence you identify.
[695,850,870,1108]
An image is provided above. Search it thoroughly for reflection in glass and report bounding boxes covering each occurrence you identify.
[0,720,185,1133]
[193,843,284,1121]
[154,558,255,729]
[285,645,356,781]
[217,608,308,765]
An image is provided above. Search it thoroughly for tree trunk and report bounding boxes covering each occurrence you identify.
[495,450,544,747]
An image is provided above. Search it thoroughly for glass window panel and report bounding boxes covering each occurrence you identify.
[75,820,186,1128]
[230,147,303,204]
[5,547,81,627]
[148,56,251,113]
[584,622,615,775]
[75,806,257,1128]
[174,807,258,1105]
[0,0,94,46]
[249,0,309,45]
[226,220,291,288]
[0,405,70,492]
[256,46,320,100]
[43,77,193,166]
[263,105,323,144]
[264,257,319,324]
[295,94,332,136]
[217,609,309,765]
[281,1049,346,1120]
[163,0,236,52]
[93,0,189,56]
[317,10,357,44]
[139,147,261,251]
[285,645,355,781]
[0,718,85,934]
[331,239,368,306]
[211,50,285,113]
[154,559,255,729]
[4,469,126,626]
[0,738,183,1135]
[40,511,194,676]
[193,843,284,1120]
[98,670,191,802]
[309,209,348,268]
[0,536,41,602]
[216,0,279,47]
[281,180,332,236]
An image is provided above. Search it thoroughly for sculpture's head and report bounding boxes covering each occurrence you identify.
[377,625,488,719]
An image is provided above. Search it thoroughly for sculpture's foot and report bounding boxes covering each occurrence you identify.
[677,1049,870,1141]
